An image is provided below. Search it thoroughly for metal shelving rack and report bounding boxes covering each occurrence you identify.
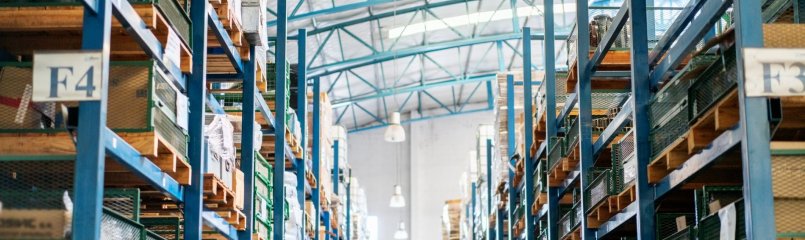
[0,0,323,238]
[517,0,780,239]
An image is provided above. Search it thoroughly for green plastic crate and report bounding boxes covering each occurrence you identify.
[698,199,746,240]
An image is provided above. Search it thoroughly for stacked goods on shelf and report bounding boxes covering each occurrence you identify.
[0,0,193,73]
[240,0,267,47]
[348,178,369,239]
[0,61,192,184]
[442,199,462,240]
[205,114,237,189]
[228,114,262,152]
[283,171,303,240]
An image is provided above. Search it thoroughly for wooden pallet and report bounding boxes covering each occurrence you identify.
[119,131,191,185]
[615,184,636,212]
[566,50,633,92]
[647,90,740,183]
[547,143,580,187]
[0,130,191,185]
[0,5,192,73]
[562,227,582,240]
[586,196,617,228]
[203,173,247,230]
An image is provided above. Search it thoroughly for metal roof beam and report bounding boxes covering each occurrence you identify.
[331,73,498,107]
[268,0,394,26]
[309,32,568,78]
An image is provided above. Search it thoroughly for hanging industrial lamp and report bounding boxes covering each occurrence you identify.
[393,221,409,239]
[384,112,406,142]
[389,184,406,208]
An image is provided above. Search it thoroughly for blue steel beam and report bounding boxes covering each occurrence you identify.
[313,77,322,240]
[183,0,208,235]
[296,29,308,239]
[331,73,498,107]
[274,0,288,238]
[268,0,393,26]
[471,182,477,240]
[238,44,257,240]
[208,4,244,74]
[576,0,595,235]
[522,27,536,240]
[506,74,516,240]
[628,0,656,239]
[104,129,184,201]
[308,33,568,78]
[543,0,559,238]
[487,139,495,240]
[734,0,776,238]
[73,0,112,237]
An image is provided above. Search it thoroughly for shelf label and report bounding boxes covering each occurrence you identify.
[743,48,805,97]
[32,51,104,102]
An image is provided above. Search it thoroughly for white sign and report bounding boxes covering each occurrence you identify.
[32,51,104,102]
[744,48,805,97]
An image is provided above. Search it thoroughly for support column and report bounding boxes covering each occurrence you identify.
[183,0,208,236]
[73,0,112,238]
[273,0,288,238]
[296,28,308,239]
[505,74,516,240]
[522,27,536,240]
[313,77,322,240]
[628,0,656,239]
[734,0,776,238]
[238,44,258,240]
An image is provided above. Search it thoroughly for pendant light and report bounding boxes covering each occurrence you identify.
[389,184,406,207]
[393,221,408,239]
[384,112,406,142]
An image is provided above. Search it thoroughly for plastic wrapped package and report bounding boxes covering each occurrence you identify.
[622,155,637,188]
[204,114,236,164]
[227,115,262,151]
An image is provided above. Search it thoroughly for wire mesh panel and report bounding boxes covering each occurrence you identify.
[656,213,694,239]
[0,160,74,210]
[141,217,181,240]
[547,136,566,171]
[101,209,144,240]
[688,47,738,122]
[663,225,695,240]
[0,61,188,157]
[697,199,746,240]
[586,169,611,212]
[565,118,580,155]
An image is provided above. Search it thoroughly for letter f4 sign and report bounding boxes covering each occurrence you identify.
[32,51,104,102]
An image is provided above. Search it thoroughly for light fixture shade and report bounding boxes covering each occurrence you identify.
[384,112,406,142]
[389,185,406,208]
[393,222,408,239]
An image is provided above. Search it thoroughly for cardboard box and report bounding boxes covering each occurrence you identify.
[233,168,245,210]
[0,210,66,239]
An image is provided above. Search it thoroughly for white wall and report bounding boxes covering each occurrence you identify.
[349,127,411,240]
[348,111,494,240]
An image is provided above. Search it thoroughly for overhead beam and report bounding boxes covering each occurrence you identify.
[331,73,498,107]
[267,0,394,26]
[309,32,569,78]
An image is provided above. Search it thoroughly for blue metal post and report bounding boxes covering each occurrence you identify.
[238,44,258,240]
[313,77,322,240]
[505,74,516,240]
[544,0,558,239]
[522,27,536,240]
[183,0,208,236]
[628,0,656,239]
[72,0,111,238]
[576,0,595,237]
[346,170,352,240]
[296,28,308,239]
[332,140,340,238]
[497,208,505,240]
[273,0,288,238]
[734,0,776,238]
[487,139,495,240]
[323,211,331,240]
[472,182,477,240]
